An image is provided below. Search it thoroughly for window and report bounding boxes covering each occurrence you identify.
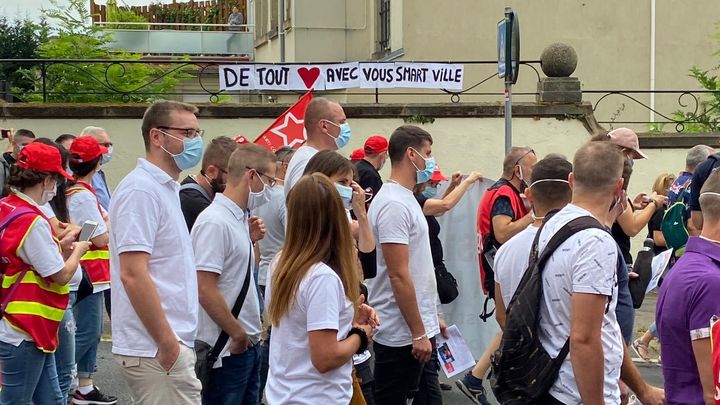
[377,0,391,53]
[255,0,268,42]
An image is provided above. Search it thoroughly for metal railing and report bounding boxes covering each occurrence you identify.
[94,22,255,56]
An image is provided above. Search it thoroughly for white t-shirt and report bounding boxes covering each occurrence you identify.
[265,262,354,405]
[109,159,199,357]
[255,186,286,286]
[366,183,439,347]
[67,187,110,294]
[495,225,538,305]
[38,203,81,291]
[192,194,261,368]
[0,197,65,346]
[283,145,318,197]
[536,204,623,404]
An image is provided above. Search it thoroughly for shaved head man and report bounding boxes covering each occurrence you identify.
[283,97,351,196]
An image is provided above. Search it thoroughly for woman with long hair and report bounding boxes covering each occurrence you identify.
[0,142,90,403]
[265,174,378,405]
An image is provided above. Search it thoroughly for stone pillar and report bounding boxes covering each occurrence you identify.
[537,43,582,104]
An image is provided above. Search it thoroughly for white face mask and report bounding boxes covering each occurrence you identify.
[247,176,272,211]
[39,180,57,205]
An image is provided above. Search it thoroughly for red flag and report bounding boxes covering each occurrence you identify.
[254,91,313,152]
[712,316,720,404]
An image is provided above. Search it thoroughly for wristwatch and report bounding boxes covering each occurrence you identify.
[347,327,369,354]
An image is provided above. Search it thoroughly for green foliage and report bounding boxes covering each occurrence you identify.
[105,0,148,30]
[0,18,47,94]
[149,1,204,30]
[403,115,436,125]
[15,0,190,103]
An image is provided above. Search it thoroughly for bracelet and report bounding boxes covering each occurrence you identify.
[412,333,427,342]
[347,327,369,354]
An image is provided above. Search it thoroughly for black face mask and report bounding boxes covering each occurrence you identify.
[201,171,225,194]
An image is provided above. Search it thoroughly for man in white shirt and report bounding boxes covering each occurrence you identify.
[284,97,351,195]
[109,100,204,404]
[534,142,624,404]
[366,125,444,404]
[192,144,276,404]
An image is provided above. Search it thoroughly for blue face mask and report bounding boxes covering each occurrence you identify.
[422,187,438,199]
[325,121,352,149]
[410,148,436,184]
[101,146,113,165]
[335,183,353,209]
[160,130,204,171]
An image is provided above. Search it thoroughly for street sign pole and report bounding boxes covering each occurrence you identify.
[498,7,519,155]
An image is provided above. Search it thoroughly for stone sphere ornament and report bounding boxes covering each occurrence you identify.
[540,43,578,77]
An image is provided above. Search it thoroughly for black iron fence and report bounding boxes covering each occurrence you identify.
[1,58,719,132]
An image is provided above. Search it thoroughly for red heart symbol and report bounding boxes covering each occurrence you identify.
[297,67,320,89]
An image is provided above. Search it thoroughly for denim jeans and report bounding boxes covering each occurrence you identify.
[203,345,261,405]
[373,337,440,405]
[74,290,103,379]
[413,344,442,405]
[56,292,77,402]
[0,340,64,405]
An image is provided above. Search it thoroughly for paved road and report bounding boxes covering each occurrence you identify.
[94,293,664,404]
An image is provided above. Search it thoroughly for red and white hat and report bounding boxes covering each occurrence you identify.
[70,136,108,163]
[17,142,73,180]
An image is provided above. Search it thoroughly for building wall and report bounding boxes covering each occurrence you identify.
[254,0,720,130]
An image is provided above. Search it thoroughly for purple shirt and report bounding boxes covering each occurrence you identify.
[656,237,720,403]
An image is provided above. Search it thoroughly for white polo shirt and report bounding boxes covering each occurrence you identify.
[109,159,199,357]
[284,145,318,196]
[192,193,261,368]
[67,187,110,294]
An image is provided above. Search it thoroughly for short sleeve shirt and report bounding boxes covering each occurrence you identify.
[366,183,439,347]
[537,204,623,404]
[109,159,198,357]
[494,225,538,304]
[284,145,318,197]
[67,188,110,294]
[265,262,354,405]
[357,159,383,205]
[192,194,261,368]
[656,237,720,403]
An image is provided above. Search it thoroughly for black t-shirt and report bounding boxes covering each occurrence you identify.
[415,194,443,267]
[647,208,667,255]
[612,221,633,265]
[356,159,383,205]
[689,153,720,212]
[179,176,212,232]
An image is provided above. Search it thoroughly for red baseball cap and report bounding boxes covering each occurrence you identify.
[70,136,109,163]
[364,135,388,155]
[17,142,73,180]
[349,148,365,161]
[431,167,448,182]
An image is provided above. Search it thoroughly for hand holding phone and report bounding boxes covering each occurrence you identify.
[78,221,99,242]
[0,129,11,139]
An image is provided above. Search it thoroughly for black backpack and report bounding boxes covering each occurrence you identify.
[490,213,605,404]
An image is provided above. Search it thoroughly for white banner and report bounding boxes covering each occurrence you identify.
[219,62,464,91]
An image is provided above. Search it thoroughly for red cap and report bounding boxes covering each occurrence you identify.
[349,148,365,161]
[364,135,388,155]
[234,135,250,144]
[431,167,448,182]
[17,142,73,180]
[70,136,108,163]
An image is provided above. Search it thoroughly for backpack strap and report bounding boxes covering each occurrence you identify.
[180,182,212,203]
[531,214,607,363]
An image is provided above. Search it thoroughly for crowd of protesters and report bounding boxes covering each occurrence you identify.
[0,97,718,405]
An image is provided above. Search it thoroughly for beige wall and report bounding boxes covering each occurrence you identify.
[254,0,720,130]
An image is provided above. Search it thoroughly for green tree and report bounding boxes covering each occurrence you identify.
[16,0,189,103]
[105,0,148,30]
[0,18,47,97]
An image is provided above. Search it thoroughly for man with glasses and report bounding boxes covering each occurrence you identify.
[81,126,114,211]
[109,100,204,404]
[457,146,536,404]
[284,97,352,196]
[180,136,237,231]
[192,144,277,404]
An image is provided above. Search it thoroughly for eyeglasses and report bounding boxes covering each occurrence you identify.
[157,126,205,139]
[514,149,536,166]
[247,166,277,187]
